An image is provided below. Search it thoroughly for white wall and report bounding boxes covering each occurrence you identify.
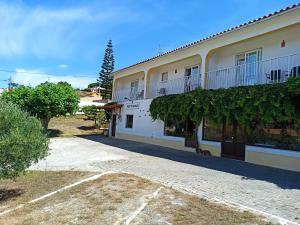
[114,99,185,142]
[208,25,300,71]
[147,56,201,98]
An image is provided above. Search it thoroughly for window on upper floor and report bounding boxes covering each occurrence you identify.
[161,72,168,83]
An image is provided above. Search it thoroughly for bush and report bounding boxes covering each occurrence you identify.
[0,101,49,180]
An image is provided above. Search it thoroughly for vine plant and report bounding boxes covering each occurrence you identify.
[150,81,300,140]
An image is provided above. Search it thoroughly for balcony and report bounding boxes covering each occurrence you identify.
[206,53,300,89]
[152,74,202,98]
[113,84,145,102]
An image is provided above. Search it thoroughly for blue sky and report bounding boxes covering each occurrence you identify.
[0,0,298,88]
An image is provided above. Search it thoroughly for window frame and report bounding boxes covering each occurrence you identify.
[125,114,134,129]
[161,72,168,83]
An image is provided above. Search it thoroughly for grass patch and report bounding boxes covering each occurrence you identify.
[0,171,94,212]
[0,172,272,225]
[48,115,105,137]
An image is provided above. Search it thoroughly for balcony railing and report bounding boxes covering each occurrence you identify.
[206,53,300,89]
[152,74,202,98]
[113,84,145,102]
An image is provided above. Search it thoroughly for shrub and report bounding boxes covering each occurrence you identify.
[0,100,48,180]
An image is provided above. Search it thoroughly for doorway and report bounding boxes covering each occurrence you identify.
[184,65,200,92]
[221,121,245,161]
[184,119,197,148]
[111,115,116,137]
[236,49,261,86]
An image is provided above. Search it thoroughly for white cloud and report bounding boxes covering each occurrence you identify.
[12,69,95,89]
[58,64,69,69]
[0,2,141,58]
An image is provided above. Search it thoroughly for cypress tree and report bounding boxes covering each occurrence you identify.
[98,39,115,99]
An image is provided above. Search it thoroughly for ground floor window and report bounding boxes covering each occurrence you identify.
[164,120,185,137]
[202,119,223,141]
[164,119,196,141]
[202,118,300,151]
[126,115,133,128]
[251,123,300,151]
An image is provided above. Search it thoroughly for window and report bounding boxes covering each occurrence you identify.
[164,119,185,137]
[202,118,223,142]
[126,115,133,128]
[161,72,168,83]
[202,118,300,151]
[251,122,300,151]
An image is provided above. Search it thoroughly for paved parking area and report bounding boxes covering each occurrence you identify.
[31,136,300,224]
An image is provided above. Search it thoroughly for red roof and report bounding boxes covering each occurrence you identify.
[113,3,300,74]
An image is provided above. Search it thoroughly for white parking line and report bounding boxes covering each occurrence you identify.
[119,171,299,225]
[114,186,163,225]
[0,171,116,217]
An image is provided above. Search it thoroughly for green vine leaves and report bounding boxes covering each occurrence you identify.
[149,81,299,134]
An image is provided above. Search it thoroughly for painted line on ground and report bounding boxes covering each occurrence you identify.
[114,186,163,225]
[0,171,116,217]
[118,171,299,225]
[168,183,299,225]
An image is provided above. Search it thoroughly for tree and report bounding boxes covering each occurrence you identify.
[98,39,114,99]
[81,105,107,128]
[1,82,79,130]
[88,82,99,89]
[0,100,48,179]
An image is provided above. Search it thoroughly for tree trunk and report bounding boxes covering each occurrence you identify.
[40,117,50,132]
[195,126,200,154]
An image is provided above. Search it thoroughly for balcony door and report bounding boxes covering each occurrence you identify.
[185,65,199,92]
[236,49,261,86]
[130,80,139,100]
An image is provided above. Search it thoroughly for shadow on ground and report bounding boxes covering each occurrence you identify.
[78,135,300,190]
[0,189,24,203]
[47,129,63,138]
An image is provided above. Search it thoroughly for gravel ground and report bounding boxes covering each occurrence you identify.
[31,136,300,224]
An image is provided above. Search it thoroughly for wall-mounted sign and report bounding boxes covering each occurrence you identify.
[126,102,140,110]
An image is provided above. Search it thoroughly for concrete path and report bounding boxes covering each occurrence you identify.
[31,136,300,224]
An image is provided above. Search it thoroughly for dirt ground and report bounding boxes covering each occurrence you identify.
[0,172,271,225]
[0,171,94,213]
[48,115,105,137]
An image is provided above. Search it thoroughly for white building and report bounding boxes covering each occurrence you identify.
[108,4,300,172]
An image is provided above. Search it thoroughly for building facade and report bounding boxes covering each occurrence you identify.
[109,4,300,172]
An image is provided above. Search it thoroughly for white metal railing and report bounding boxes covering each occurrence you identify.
[113,84,144,102]
[151,74,202,98]
[206,53,300,89]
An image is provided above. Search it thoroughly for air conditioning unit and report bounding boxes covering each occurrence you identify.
[158,88,166,95]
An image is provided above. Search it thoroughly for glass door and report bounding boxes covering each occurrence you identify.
[130,80,139,100]
[245,50,259,85]
[185,65,199,92]
[191,66,199,90]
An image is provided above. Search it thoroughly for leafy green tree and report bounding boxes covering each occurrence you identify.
[0,100,48,179]
[81,105,107,128]
[88,82,99,89]
[98,39,114,99]
[1,82,79,130]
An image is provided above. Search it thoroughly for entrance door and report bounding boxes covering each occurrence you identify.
[111,115,116,137]
[221,121,245,161]
[184,119,197,148]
